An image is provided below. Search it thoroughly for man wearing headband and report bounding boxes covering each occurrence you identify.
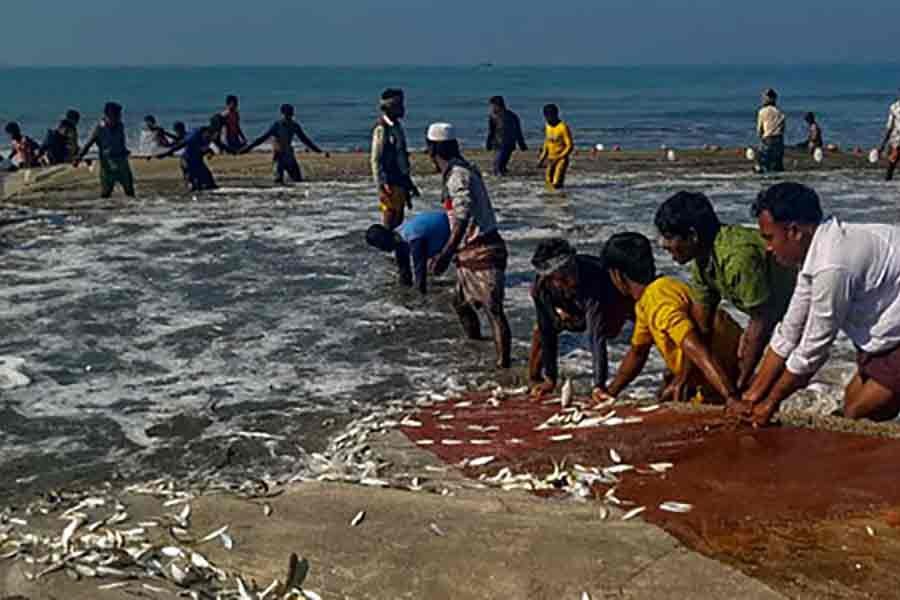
[529,239,634,403]
[371,89,419,229]
[427,123,511,369]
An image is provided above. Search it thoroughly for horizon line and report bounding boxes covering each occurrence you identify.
[2,61,900,69]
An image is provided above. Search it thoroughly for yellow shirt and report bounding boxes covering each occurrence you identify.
[541,121,574,161]
[632,277,697,376]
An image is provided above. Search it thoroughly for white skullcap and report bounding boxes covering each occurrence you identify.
[427,122,456,142]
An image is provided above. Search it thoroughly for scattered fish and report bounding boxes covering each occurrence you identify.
[659,502,693,514]
[649,462,674,473]
[560,379,573,409]
[199,525,229,543]
[621,507,647,521]
[467,456,496,467]
[429,523,446,537]
[350,511,366,527]
[609,449,622,464]
[441,439,463,446]
[416,439,435,446]
[550,434,573,442]
[637,404,660,413]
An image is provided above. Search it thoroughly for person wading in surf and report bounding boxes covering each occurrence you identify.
[74,102,135,198]
[371,88,419,230]
[153,115,227,192]
[427,122,511,369]
[241,104,328,185]
[878,89,900,181]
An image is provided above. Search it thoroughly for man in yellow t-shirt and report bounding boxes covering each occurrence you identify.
[602,232,742,407]
[537,104,574,190]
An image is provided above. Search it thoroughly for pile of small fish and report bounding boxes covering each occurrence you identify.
[0,483,321,599]
[302,383,530,494]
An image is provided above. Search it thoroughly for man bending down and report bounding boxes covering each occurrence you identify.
[427,122,511,369]
[603,232,743,406]
[529,238,634,403]
[742,183,900,425]
[366,211,450,294]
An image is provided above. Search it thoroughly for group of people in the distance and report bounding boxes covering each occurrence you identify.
[6,86,900,198]
[367,147,900,426]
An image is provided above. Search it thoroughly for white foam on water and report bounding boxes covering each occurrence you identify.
[0,169,895,483]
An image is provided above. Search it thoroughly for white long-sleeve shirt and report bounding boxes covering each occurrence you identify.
[770,217,900,376]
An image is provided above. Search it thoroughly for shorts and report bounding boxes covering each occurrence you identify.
[99,157,135,197]
[379,187,409,213]
[857,344,900,395]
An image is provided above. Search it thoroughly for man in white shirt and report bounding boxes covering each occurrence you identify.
[740,182,900,426]
[878,90,900,181]
[756,89,786,173]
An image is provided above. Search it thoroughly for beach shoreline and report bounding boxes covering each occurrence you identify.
[1,146,887,206]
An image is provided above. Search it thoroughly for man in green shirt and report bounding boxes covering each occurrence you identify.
[655,191,796,390]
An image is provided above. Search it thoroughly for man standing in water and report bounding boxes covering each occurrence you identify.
[529,238,634,403]
[220,95,247,154]
[74,102,135,198]
[154,115,227,192]
[486,96,527,176]
[742,183,900,425]
[241,104,327,185]
[655,191,796,391]
[427,123,511,369]
[756,88,785,173]
[371,89,418,229]
[878,89,900,181]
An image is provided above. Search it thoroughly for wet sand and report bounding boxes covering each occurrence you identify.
[1,146,888,206]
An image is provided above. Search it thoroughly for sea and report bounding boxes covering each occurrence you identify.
[2,64,900,152]
[1,65,899,495]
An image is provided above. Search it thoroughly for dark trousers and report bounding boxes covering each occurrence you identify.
[181,157,216,191]
[274,152,303,183]
[758,135,785,173]
[493,146,515,176]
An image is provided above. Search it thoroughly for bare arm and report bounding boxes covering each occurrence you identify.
[156,139,188,159]
[293,123,323,154]
[242,125,276,154]
[431,218,469,276]
[75,128,100,163]
[607,344,652,397]
[681,331,739,403]
[737,308,776,390]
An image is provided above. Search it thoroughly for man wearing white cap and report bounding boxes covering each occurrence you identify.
[427,123,511,369]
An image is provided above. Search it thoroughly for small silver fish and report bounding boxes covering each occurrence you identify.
[621,506,646,521]
[350,511,366,527]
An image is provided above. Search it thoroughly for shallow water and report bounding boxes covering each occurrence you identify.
[0,168,897,491]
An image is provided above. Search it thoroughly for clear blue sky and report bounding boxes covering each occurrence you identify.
[5,0,898,66]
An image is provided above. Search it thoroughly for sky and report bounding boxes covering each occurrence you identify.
[4,0,899,67]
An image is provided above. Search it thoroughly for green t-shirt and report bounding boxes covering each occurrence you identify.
[689,225,796,317]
